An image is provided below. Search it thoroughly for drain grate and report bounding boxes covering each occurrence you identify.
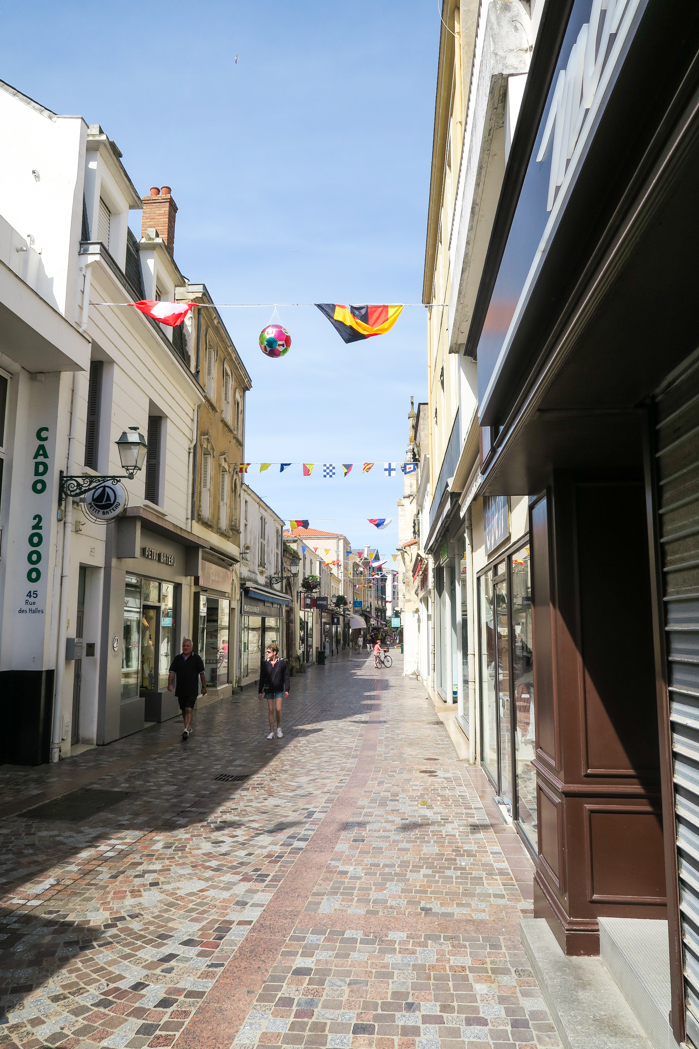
[214,774,251,783]
[419,769,438,775]
[24,788,129,822]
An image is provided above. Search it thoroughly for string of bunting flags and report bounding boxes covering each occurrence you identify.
[236,462,417,476]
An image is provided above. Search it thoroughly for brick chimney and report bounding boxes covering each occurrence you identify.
[141,186,178,255]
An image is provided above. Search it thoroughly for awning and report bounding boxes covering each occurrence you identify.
[245,587,290,606]
[349,615,365,629]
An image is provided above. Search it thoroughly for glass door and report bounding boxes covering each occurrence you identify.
[122,575,141,699]
[140,605,158,692]
[479,572,498,787]
[494,565,512,811]
[511,547,536,847]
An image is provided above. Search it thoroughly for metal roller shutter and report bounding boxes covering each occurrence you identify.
[656,349,699,1045]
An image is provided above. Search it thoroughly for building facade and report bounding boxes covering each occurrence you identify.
[425,0,699,1045]
[239,485,288,687]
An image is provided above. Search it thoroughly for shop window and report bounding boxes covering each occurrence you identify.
[479,572,498,788]
[122,575,142,700]
[84,359,103,470]
[201,451,211,520]
[145,415,162,505]
[512,547,536,848]
[202,596,230,686]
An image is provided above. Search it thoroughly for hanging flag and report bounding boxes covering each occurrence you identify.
[315,303,403,343]
[363,463,374,473]
[238,464,250,474]
[289,519,309,529]
[132,300,194,327]
[342,464,353,476]
[324,549,330,556]
[384,462,397,477]
[303,464,314,476]
[312,547,318,552]
[260,463,272,472]
[392,554,398,561]
[323,464,335,478]
[402,462,417,474]
[280,463,292,472]
[368,518,392,530]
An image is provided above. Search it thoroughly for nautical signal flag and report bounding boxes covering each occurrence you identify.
[132,300,193,327]
[368,519,392,530]
[315,303,403,343]
[303,464,314,476]
[402,462,417,474]
[363,463,374,473]
[342,464,353,476]
[260,463,272,471]
[289,520,309,529]
[280,463,292,472]
[384,463,397,476]
[323,464,335,478]
[238,463,250,474]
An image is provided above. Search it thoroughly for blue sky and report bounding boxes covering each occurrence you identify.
[0,1,438,553]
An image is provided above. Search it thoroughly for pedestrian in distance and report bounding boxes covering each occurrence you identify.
[258,642,289,739]
[168,638,206,740]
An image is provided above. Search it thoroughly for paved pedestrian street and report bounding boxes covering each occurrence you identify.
[0,655,560,1049]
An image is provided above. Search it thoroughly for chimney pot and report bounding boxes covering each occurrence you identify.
[161,185,171,196]
[150,186,160,196]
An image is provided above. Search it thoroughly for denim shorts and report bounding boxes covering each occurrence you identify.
[266,691,284,699]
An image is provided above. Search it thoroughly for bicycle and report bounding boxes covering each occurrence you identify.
[375,651,392,669]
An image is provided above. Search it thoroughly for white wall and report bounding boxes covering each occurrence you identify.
[0,86,86,316]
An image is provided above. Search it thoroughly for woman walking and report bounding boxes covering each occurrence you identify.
[258,642,290,739]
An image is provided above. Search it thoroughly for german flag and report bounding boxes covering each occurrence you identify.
[316,303,403,343]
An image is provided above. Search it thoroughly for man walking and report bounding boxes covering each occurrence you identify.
[258,642,289,739]
[168,638,206,740]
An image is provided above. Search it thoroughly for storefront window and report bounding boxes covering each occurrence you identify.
[495,565,512,810]
[204,597,230,685]
[140,606,157,691]
[159,583,175,689]
[243,614,262,679]
[198,594,207,658]
[461,556,469,734]
[122,575,141,699]
[479,573,498,786]
[264,617,280,655]
[512,547,536,848]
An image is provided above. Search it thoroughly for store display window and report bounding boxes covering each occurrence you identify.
[203,596,230,685]
[121,575,179,700]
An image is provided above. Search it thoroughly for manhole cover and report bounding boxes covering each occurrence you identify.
[214,774,251,783]
[25,788,129,822]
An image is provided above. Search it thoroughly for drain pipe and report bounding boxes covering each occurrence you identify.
[51,370,78,762]
[51,262,92,762]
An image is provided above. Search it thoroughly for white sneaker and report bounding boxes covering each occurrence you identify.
[276,727,283,738]
[267,731,275,739]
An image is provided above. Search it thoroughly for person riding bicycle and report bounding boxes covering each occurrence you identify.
[374,640,381,668]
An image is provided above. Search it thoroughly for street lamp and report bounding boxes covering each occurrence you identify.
[58,425,148,511]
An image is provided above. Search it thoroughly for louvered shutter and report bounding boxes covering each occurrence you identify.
[97,198,111,251]
[84,360,102,469]
[145,416,161,504]
[655,352,699,1045]
[201,452,211,519]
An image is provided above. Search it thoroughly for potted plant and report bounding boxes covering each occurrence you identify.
[302,574,320,592]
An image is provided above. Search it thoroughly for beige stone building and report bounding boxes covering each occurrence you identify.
[176,284,251,695]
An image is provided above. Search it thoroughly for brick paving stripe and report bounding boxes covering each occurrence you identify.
[0,653,560,1049]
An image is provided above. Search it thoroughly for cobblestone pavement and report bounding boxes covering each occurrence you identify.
[0,654,560,1049]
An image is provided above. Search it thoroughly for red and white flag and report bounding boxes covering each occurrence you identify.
[133,300,193,327]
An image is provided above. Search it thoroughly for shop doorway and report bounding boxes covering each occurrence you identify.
[199,595,230,687]
[71,566,86,745]
[478,544,536,848]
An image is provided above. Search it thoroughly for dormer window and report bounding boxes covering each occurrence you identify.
[98,198,111,252]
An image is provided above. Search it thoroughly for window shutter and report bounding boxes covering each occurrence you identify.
[84,360,103,469]
[201,452,211,519]
[97,198,111,251]
[145,415,161,504]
